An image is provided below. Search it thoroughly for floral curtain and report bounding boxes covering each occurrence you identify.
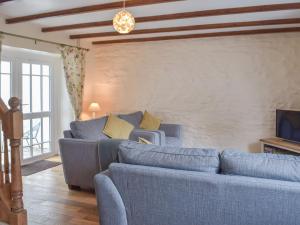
[59,45,88,120]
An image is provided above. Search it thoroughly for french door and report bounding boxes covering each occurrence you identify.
[21,62,52,161]
[0,56,54,164]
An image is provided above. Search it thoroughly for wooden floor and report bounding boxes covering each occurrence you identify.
[22,157,99,225]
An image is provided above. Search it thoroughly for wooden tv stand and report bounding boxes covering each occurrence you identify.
[260,138,300,155]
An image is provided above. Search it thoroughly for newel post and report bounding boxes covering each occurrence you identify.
[3,97,27,225]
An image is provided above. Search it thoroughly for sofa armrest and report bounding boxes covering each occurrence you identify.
[129,129,160,145]
[159,123,182,138]
[63,130,73,138]
[59,138,101,189]
[94,173,128,225]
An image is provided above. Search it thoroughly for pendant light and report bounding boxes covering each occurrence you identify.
[113,0,135,34]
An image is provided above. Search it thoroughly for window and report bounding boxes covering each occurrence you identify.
[0,60,12,105]
[0,47,58,164]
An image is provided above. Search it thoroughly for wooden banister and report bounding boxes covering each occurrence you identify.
[0,97,27,225]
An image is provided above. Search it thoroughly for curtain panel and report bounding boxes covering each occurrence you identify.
[59,46,88,120]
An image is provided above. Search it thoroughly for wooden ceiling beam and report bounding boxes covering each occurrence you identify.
[0,0,13,3]
[92,27,300,45]
[42,2,300,32]
[70,18,300,39]
[5,0,183,24]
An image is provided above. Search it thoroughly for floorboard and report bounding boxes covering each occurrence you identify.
[23,156,99,225]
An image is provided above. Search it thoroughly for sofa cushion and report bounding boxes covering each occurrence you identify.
[140,111,161,130]
[119,111,143,128]
[70,117,109,140]
[118,141,220,173]
[103,114,134,139]
[221,150,300,182]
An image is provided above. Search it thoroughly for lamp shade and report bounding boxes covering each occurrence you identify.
[88,102,101,112]
[113,9,135,34]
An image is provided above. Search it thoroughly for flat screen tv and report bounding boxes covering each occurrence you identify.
[276,110,300,143]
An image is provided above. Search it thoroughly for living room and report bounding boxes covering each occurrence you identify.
[0,0,300,225]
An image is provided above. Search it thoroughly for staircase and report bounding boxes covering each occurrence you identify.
[0,97,27,225]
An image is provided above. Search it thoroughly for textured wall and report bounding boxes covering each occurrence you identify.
[83,33,300,152]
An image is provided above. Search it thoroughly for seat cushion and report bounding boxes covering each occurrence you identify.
[103,114,134,139]
[118,141,220,173]
[70,117,109,140]
[118,111,143,128]
[221,150,300,182]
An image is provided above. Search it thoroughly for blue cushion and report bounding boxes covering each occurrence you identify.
[118,111,143,128]
[221,150,300,182]
[70,117,109,140]
[118,141,220,173]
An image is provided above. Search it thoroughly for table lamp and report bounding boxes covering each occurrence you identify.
[88,102,101,119]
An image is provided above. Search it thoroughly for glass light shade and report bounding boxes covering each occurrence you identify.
[88,102,101,112]
[113,9,135,34]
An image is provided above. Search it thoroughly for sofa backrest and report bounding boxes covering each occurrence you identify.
[70,117,109,140]
[106,163,300,225]
[221,150,300,182]
[118,141,220,173]
[69,111,143,140]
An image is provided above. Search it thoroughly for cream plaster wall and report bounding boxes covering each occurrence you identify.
[84,33,300,152]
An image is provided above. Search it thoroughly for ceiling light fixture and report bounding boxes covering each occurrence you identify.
[113,0,135,34]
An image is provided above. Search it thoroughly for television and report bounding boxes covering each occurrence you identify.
[276,110,300,143]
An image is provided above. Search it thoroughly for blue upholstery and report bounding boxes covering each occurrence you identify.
[94,173,128,225]
[118,141,220,173]
[61,112,182,189]
[221,150,300,182]
[70,116,109,140]
[95,163,300,225]
[118,111,143,128]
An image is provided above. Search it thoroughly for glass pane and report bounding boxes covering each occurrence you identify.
[43,142,50,154]
[23,120,31,159]
[1,74,11,105]
[32,64,41,75]
[43,76,50,112]
[43,117,50,143]
[1,61,10,74]
[42,65,49,76]
[32,76,41,112]
[22,63,30,75]
[22,75,30,113]
[32,118,42,156]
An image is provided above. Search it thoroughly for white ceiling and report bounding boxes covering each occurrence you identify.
[1,0,300,43]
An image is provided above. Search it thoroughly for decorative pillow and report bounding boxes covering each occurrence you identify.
[118,141,220,173]
[118,111,143,128]
[221,150,300,182]
[140,111,161,130]
[103,114,134,139]
[70,116,109,140]
[138,137,153,145]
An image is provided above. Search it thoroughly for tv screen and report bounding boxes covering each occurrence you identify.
[276,110,300,143]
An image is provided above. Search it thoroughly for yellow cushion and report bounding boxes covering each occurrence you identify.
[140,111,161,130]
[103,114,134,139]
[138,137,153,145]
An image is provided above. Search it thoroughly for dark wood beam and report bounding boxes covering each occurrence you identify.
[0,0,13,3]
[92,27,300,45]
[70,18,300,39]
[43,2,300,32]
[5,0,183,24]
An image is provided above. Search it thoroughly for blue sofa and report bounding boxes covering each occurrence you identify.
[59,111,182,189]
[95,142,300,225]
